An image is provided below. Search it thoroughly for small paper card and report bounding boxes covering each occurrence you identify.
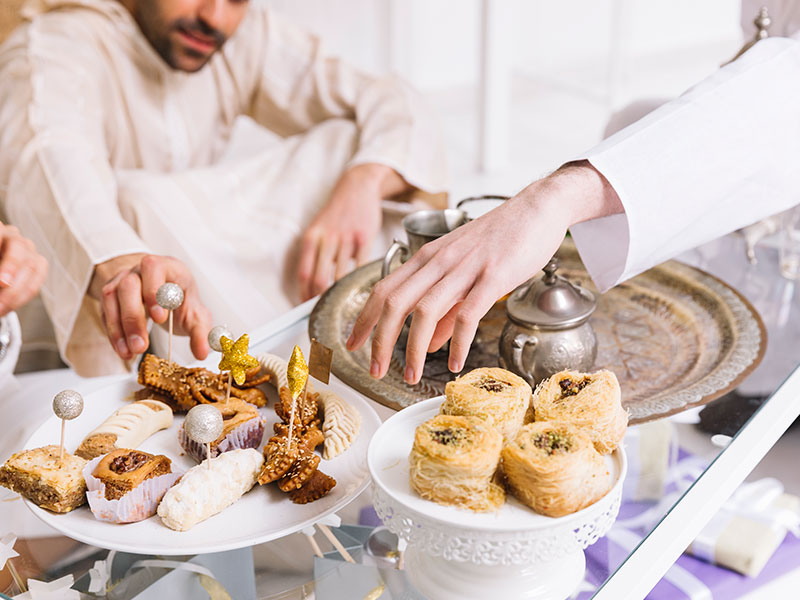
[309,339,333,384]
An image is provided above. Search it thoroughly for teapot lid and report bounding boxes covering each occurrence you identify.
[506,257,597,329]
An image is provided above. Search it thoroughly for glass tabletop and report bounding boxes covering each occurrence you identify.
[2,232,800,600]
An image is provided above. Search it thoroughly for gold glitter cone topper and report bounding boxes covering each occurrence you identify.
[287,345,309,400]
[218,334,259,386]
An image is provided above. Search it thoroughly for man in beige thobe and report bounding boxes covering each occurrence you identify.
[0,0,448,376]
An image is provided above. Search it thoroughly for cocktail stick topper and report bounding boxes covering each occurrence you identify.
[218,333,259,404]
[184,404,223,469]
[286,345,309,449]
[156,283,185,363]
[208,325,234,400]
[207,325,233,354]
[53,390,83,465]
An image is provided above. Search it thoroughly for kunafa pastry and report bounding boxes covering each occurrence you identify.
[440,367,531,441]
[0,446,87,513]
[501,422,610,517]
[318,390,361,459]
[409,414,505,512]
[158,448,264,531]
[75,400,173,460]
[178,399,265,462]
[534,369,628,454]
[84,449,180,523]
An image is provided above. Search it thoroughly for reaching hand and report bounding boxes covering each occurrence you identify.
[298,164,410,301]
[346,163,622,384]
[90,253,211,361]
[0,224,48,316]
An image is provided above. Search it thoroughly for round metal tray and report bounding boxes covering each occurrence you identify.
[309,243,766,424]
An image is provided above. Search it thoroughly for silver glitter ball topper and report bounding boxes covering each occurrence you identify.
[208,325,233,353]
[156,283,185,311]
[184,404,223,444]
[53,390,84,420]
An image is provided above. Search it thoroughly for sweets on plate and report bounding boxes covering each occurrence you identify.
[318,389,361,459]
[136,354,267,412]
[75,400,173,460]
[257,369,336,504]
[157,448,264,531]
[440,367,531,441]
[84,449,180,523]
[0,446,87,513]
[409,414,505,513]
[534,369,628,454]
[501,422,610,517]
[178,399,265,462]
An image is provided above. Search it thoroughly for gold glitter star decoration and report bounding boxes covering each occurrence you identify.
[218,334,259,386]
[287,345,309,400]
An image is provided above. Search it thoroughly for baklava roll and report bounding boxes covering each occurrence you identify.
[534,369,628,454]
[502,422,610,517]
[409,415,505,512]
[440,367,532,441]
[157,448,264,531]
[75,400,173,460]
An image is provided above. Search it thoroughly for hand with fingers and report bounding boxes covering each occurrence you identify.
[0,223,48,316]
[346,162,624,384]
[298,163,411,302]
[89,253,212,361]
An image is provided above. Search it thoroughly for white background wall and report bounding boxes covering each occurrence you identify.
[262,0,745,196]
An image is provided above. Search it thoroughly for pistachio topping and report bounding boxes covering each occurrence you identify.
[532,431,572,455]
[472,376,509,393]
[429,427,466,446]
[558,376,590,398]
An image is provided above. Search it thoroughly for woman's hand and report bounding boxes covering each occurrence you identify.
[346,162,622,384]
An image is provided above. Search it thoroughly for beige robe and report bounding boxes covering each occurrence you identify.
[0,0,448,375]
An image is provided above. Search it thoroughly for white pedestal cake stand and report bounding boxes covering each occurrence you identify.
[368,398,627,600]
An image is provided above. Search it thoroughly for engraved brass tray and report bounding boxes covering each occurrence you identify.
[309,243,766,424]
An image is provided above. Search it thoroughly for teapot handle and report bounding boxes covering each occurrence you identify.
[512,332,538,376]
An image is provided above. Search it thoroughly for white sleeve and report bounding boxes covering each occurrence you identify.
[569,36,800,292]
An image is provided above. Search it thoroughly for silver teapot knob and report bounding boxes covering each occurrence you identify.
[754,6,771,40]
[542,257,558,284]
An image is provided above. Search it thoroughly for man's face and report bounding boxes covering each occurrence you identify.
[123,0,249,72]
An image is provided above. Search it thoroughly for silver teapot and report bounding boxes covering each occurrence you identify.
[499,257,598,387]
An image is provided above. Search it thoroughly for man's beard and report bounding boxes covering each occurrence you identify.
[133,10,227,72]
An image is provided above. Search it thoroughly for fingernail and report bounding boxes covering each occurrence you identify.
[129,335,146,353]
[0,273,12,287]
[115,339,129,356]
[404,365,415,384]
[345,333,355,350]
[449,358,462,373]
[370,359,380,378]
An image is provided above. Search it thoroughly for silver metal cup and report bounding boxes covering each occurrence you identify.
[381,209,468,278]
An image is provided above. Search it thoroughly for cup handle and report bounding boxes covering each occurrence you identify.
[512,332,537,377]
[382,240,410,279]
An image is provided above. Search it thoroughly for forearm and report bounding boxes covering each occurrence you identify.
[337,163,411,200]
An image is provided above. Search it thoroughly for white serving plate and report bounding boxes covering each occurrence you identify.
[21,376,380,555]
[369,397,625,535]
